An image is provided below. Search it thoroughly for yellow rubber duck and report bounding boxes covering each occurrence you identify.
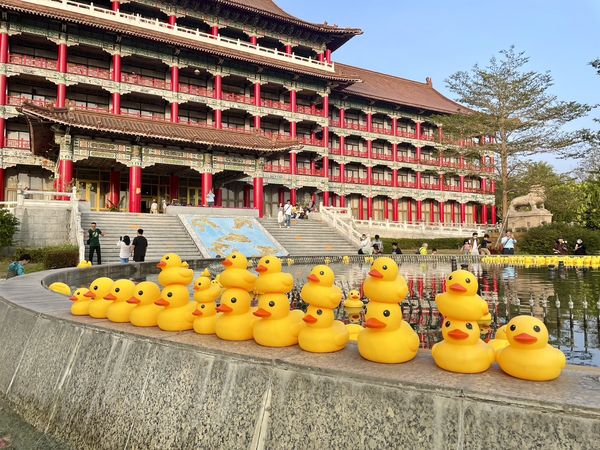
[105,279,137,323]
[219,252,257,291]
[193,276,222,303]
[496,316,566,381]
[298,305,349,353]
[86,277,115,319]
[435,270,489,321]
[201,268,211,278]
[49,282,71,296]
[344,290,364,342]
[362,257,409,304]
[300,265,343,309]
[76,260,92,269]
[253,293,304,347]
[215,288,258,340]
[191,276,222,335]
[254,255,294,294]
[69,287,91,316]
[342,255,350,264]
[432,318,495,373]
[155,284,195,331]
[128,281,163,327]
[156,253,194,286]
[489,325,509,352]
[357,302,419,363]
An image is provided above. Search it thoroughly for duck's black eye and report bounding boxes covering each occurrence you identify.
[167,292,173,298]
[138,290,143,296]
[115,288,120,293]
[383,310,390,317]
[201,304,205,309]
[76,291,80,295]
[533,325,541,332]
[445,321,451,327]
[320,271,325,276]
[165,256,170,260]
[265,259,270,264]
[231,298,237,304]
[316,309,323,315]
[510,324,516,331]
[466,323,473,330]
[465,278,471,284]
[268,301,275,307]
[382,265,388,270]
[448,276,453,281]
[232,255,236,259]
[93,286,98,290]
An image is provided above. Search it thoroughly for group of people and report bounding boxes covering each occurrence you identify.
[461,232,494,255]
[277,200,315,228]
[358,234,409,255]
[553,238,586,255]
[87,222,148,265]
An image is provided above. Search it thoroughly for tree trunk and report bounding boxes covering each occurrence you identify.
[500,132,509,224]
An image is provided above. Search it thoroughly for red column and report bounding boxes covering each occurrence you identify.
[108,170,121,208]
[460,203,467,224]
[250,35,258,46]
[285,44,292,55]
[56,42,68,108]
[339,135,345,156]
[392,117,398,136]
[322,94,329,147]
[429,200,435,223]
[58,159,73,194]
[416,200,423,222]
[367,197,373,220]
[459,175,465,192]
[491,205,497,225]
[415,122,422,140]
[439,174,444,191]
[438,127,444,142]
[358,197,364,220]
[323,191,330,207]
[339,108,345,127]
[290,189,297,205]
[128,166,142,213]
[392,198,399,222]
[383,198,389,220]
[451,202,456,224]
[392,143,398,162]
[473,204,478,224]
[111,1,120,11]
[407,199,413,223]
[290,152,297,175]
[0,168,4,202]
[243,185,251,208]
[481,177,488,193]
[339,163,345,183]
[367,140,372,159]
[366,166,373,185]
[416,146,422,162]
[482,204,488,224]
[339,195,346,207]
[289,89,297,113]
[111,52,121,114]
[392,169,398,188]
[215,188,222,207]
[416,171,422,189]
[202,173,213,207]
[168,15,177,26]
[277,188,285,206]
[170,65,179,123]
[169,175,179,202]
[325,49,332,64]
[331,194,337,207]
[253,177,264,218]
[439,201,445,223]
[318,53,324,63]
[213,74,222,128]
[323,156,329,179]
[366,113,372,132]
[211,25,219,37]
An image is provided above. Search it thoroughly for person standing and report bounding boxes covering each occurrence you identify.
[150,199,159,214]
[117,235,132,264]
[418,243,428,255]
[277,204,285,228]
[391,242,403,255]
[131,229,148,262]
[87,222,104,265]
[469,232,480,256]
[6,254,31,278]
[501,231,517,255]
[161,197,168,213]
[479,234,492,255]
[574,239,586,255]
[283,200,293,228]
[372,234,384,254]
[207,189,215,207]
[358,234,372,255]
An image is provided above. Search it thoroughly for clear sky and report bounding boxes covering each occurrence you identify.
[278,0,600,172]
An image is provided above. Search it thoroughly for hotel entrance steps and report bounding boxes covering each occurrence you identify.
[259,216,358,256]
[80,212,203,264]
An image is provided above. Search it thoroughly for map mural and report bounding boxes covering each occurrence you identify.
[181,215,287,257]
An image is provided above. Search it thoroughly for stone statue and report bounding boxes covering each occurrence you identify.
[508,185,546,212]
[506,185,552,230]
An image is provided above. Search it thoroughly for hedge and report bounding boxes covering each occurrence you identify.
[381,237,467,253]
[518,224,600,255]
[15,245,79,270]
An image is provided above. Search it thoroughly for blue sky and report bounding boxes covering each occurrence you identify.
[279,0,600,172]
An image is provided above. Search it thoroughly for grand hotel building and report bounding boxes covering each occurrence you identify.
[0,0,496,224]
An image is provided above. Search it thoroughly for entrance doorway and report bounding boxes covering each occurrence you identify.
[186,187,202,206]
[78,180,102,211]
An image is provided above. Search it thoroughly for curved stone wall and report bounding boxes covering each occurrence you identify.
[0,264,599,449]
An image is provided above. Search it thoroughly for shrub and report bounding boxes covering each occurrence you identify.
[0,209,19,248]
[519,223,600,255]
[15,245,79,269]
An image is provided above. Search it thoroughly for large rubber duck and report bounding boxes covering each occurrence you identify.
[344,290,364,342]
[191,275,221,335]
[155,284,195,331]
[496,316,566,381]
[300,265,343,309]
[86,277,115,319]
[362,257,409,304]
[106,279,137,323]
[128,281,163,327]
[76,260,92,269]
[49,282,71,296]
[215,288,257,341]
[219,252,257,291]
[193,276,222,304]
[357,302,419,363]
[253,293,304,347]
[489,324,509,352]
[69,287,91,316]
[254,255,294,294]
[298,305,349,353]
[156,253,194,287]
[435,270,489,321]
[432,318,495,373]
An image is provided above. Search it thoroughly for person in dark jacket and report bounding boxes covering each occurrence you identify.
[131,229,148,262]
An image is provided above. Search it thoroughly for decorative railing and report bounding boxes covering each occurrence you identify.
[353,218,494,234]
[319,205,362,246]
[5,138,31,149]
[9,54,57,70]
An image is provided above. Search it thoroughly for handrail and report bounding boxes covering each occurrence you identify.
[69,186,86,262]
[319,205,362,246]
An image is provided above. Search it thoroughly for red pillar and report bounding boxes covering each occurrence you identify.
[290,89,297,113]
[170,65,179,123]
[331,194,337,207]
[249,35,258,46]
[415,146,422,162]
[323,191,330,207]
[459,175,465,192]
[128,165,142,213]
[366,113,373,133]
[243,185,251,208]
[481,177,488,194]
[285,44,292,55]
[290,152,297,175]
[415,122,422,140]
[202,173,213,207]
[213,74,222,128]
[290,189,297,205]
[451,202,456,224]
[58,159,73,194]
[416,200,423,222]
[322,95,329,149]
[112,52,121,114]
[169,175,179,202]
[339,195,346,207]
[277,188,285,206]
[111,0,120,11]
[215,188,222,207]
[168,15,177,26]
[253,177,264,218]
[108,170,121,208]
[367,140,373,159]
[339,135,345,156]
[416,171,422,189]
[367,197,373,220]
[491,205,497,225]
[56,42,68,108]
[392,198,399,222]
[290,121,297,139]
[392,117,398,136]
[383,198,389,220]
[339,163,345,183]
[211,25,219,37]
[482,204,488,224]
[325,49,332,64]
[439,201,445,223]
[429,200,435,223]
[0,168,4,202]
[253,82,261,129]
[460,203,467,224]
[392,143,398,162]
[407,199,413,223]
[339,108,345,127]
[366,166,373,185]
[473,204,478,224]
[358,197,364,220]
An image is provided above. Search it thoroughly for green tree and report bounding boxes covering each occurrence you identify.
[0,209,19,248]
[575,177,600,229]
[433,47,591,221]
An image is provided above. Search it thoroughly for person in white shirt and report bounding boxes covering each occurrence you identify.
[358,234,372,255]
[501,231,517,255]
[283,200,293,228]
[150,199,158,214]
[117,235,132,264]
[470,232,480,256]
[277,204,285,228]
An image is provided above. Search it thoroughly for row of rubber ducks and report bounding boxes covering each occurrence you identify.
[481,254,600,269]
[49,252,566,381]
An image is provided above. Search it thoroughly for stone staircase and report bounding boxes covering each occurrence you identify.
[259,215,357,256]
[80,212,202,264]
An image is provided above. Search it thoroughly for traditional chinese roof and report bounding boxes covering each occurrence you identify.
[1,0,359,82]
[19,103,299,157]
[335,64,469,114]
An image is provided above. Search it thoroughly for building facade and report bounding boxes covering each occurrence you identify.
[0,0,496,223]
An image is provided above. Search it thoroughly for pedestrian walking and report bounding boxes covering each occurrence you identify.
[283,200,292,228]
[117,235,132,264]
[87,222,104,265]
[501,231,517,255]
[131,229,148,262]
[277,204,285,228]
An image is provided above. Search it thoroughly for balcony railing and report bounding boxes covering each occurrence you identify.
[297,135,323,146]
[264,164,291,174]
[122,73,167,89]
[68,63,111,80]
[296,167,324,177]
[372,152,394,161]
[5,138,31,149]
[9,54,57,70]
[7,96,54,107]
[345,176,369,185]
[398,181,418,189]
[372,179,394,186]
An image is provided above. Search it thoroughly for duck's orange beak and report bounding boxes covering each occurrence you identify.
[222,259,232,267]
[253,308,271,318]
[514,333,537,344]
[307,274,319,282]
[256,265,267,273]
[127,297,140,304]
[84,291,96,298]
[303,314,317,324]
[365,318,386,328]
[369,269,383,278]
[69,295,77,302]
[449,283,467,293]
[193,286,201,291]
[156,261,166,268]
[104,293,117,300]
[217,303,233,313]
[155,298,170,306]
[192,308,202,316]
[448,329,469,340]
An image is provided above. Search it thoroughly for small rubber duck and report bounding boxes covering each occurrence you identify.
[69,287,91,316]
[219,252,257,291]
[106,279,137,323]
[298,305,349,353]
[49,282,71,296]
[496,316,566,381]
[86,277,115,319]
[253,293,304,347]
[76,260,92,269]
[128,281,163,327]
[489,325,509,352]
[300,265,343,309]
[191,276,221,335]
[342,255,350,265]
[432,318,495,373]
[193,276,222,303]
[343,290,364,342]
[156,253,194,286]
[435,270,489,321]
[358,302,419,363]
[200,268,211,278]
[155,284,195,331]
[215,288,257,341]
[362,257,409,304]
[254,255,294,294]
